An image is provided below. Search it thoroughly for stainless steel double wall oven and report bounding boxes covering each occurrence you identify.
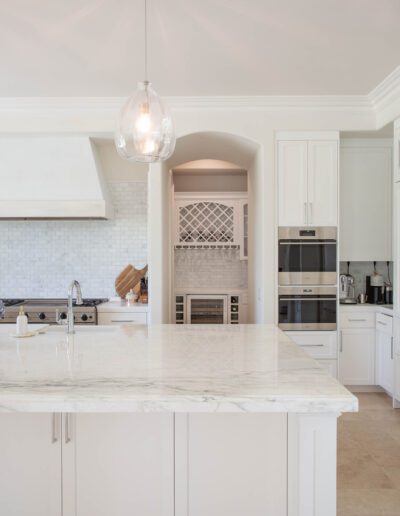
[278,227,337,331]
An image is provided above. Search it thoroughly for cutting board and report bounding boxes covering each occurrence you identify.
[115,264,148,299]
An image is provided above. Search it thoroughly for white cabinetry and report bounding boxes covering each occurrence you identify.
[98,311,147,325]
[63,414,174,516]
[393,315,400,404]
[339,308,376,385]
[375,313,394,395]
[0,413,62,516]
[285,331,337,377]
[175,414,287,516]
[339,329,375,385]
[173,192,248,259]
[277,135,338,227]
[0,414,174,516]
[340,139,392,261]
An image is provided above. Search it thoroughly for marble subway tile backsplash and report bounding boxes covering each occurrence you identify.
[339,261,393,297]
[174,248,248,290]
[0,182,147,298]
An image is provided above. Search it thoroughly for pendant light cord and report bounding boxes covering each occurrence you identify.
[144,0,148,82]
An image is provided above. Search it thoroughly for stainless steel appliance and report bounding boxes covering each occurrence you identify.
[278,227,337,286]
[175,294,240,324]
[339,263,357,304]
[278,286,337,331]
[0,298,107,325]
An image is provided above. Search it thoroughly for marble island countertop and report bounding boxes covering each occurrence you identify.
[0,324,357,414]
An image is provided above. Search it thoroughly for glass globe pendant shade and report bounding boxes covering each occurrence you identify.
[115,81,176,163]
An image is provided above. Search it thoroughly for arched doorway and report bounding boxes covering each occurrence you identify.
[148,131,265,324]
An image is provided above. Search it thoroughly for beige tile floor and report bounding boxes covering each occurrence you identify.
[338,392,400,516]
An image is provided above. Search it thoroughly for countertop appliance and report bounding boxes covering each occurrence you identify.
[339,262,357,304]
[0,298,108,325]
[278,286,337,331]
[278,227,337,285]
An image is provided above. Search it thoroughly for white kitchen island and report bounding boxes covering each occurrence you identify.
[0,324,357,516]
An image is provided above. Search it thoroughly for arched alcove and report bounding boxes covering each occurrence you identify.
[148,131,265,325]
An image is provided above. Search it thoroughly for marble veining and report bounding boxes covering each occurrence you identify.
[0,324,358,413]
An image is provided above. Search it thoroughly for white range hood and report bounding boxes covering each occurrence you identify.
[0,137,114,219]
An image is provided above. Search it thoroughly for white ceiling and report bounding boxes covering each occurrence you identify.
[1,0,400,97]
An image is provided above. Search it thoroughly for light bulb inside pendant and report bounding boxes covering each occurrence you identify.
[115,81,175,163]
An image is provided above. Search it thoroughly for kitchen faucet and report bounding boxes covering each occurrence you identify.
[67,280,83,334]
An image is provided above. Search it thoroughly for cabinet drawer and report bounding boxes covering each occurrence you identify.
[285,331,337,359]
[376,313,393,335]
[340,311,375,329]
[317,359,338,378]
[98,312,147,325]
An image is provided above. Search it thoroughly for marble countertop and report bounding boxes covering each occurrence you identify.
[0,324,357,414]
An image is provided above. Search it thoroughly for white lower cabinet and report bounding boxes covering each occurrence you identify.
[98,311,148,325]
[285,331,338,377]
[0,413,62,516]
[375,314,394,395]
[175,414,287,516]
[63,413,174,516]
[339,329,376,385]
[0,414,173,516]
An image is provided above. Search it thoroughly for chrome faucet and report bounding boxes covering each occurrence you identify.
[67,280,83,334]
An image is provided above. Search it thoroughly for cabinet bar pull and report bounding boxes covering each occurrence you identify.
[377,321,387,326]
[309,202,313,225]
[348,318,367,322]
[304,202,307,225]
[65,414,71,444]
[391,336,394,360]
[52,413,59,443]
[111,319,135,323]
[340,331,343,352]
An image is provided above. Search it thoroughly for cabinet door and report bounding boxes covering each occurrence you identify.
[394,183,400,311]
[307,141,338,226]
[278,141,308,226]
[376,330,394,394]
[339,329,375,385]
[63,414,174,516]
[175,414,287,516]
[0,413,62,516]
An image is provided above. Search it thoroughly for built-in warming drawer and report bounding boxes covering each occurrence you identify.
[285,331,337,359]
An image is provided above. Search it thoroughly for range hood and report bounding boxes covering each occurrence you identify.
[0,137,114,219]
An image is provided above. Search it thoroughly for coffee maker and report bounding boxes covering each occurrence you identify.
[339,262,357,304]
[366,262,384,304]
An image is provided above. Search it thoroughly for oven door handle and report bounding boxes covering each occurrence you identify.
[280,297,337,301]
[279,242,336,245]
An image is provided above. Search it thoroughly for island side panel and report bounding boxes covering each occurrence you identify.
[175,413,287,516]
[288,413,339,516]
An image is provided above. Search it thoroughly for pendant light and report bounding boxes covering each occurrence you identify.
[115,0,175,163]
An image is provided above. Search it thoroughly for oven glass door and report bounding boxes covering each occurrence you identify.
[187,296,228,324]
[279,241,336,285]
[278,296,336,330]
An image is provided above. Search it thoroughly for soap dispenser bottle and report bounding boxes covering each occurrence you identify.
[16,305,28,336]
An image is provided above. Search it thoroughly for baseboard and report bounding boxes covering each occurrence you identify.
[346,385,384,393]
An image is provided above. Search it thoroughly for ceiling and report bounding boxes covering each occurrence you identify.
[1,0,400,97]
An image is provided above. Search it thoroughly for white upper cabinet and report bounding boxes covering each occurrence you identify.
[277,134,338,227]
[278,141,308,226]
[340,139,392,261]
[307,141,338,226]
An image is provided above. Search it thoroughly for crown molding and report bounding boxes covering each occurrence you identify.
[0,94,371,113]
[0,66,399,127]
